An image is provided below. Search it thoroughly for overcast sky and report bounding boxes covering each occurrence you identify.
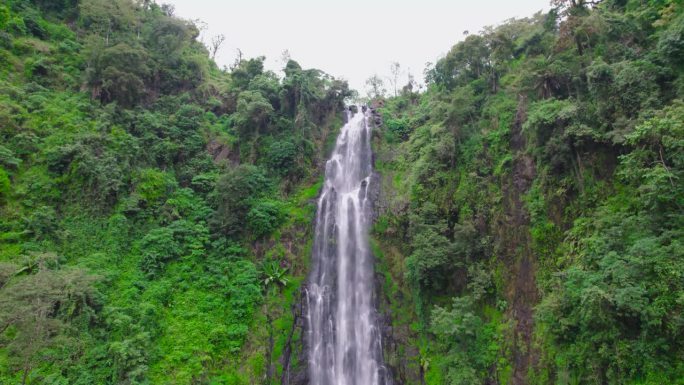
[165,0,551,93]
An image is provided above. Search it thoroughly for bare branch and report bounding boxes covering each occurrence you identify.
[210,34,226,60]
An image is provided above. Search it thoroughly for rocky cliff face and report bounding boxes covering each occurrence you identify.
[368,105,423,385]
[280,287,308,385]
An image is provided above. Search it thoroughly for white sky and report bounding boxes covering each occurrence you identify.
[165,0,550,93]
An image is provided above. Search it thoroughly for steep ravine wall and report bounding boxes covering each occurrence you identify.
[500,96,539,385]
[237,110,345,385]
[368,105,423,385]
[367,98,542,384]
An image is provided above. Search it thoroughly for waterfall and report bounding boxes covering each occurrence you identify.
[306,107,389,385]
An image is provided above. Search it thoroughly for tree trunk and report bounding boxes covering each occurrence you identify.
[21,360,30,385]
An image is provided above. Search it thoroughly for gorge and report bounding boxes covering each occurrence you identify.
[0,1,683,385]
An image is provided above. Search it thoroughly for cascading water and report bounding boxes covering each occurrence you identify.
[306,107,389,385]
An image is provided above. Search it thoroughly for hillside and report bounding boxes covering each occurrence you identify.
[0,0,349,383]
[371,1,684,384]
[1,1,684,385]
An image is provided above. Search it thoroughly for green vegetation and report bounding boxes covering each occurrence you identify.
[2,0,684,384]
[371,1,684,384]
[0,0,349,383]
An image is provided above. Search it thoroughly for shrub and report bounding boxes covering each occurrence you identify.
[7,17,27,36]
[0,6,9,31]
[212,165,273,236]
[384,115,411,140]
[406,227,455,291]
[22,12,47,39]
[265,139,297,176]
[139,227,179,277]
[134,168,176,205]
[0,167,9,203]
[246,199,286,238]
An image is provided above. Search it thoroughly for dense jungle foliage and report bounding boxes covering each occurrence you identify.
[0,0,350,383]
[2,0,684,384]
[371,0,684,384]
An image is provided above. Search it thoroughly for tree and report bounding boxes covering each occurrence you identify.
[266,139,298,177]
[230,48,244,70]
[657,14,684,65]
[79,0,138,45]
[246,199,286,239]
[234,90,274,138]
[280,49,291,66]
[619,102,684,210]
[365,74,386,99]
[231,56,265,89]
[211,165,273,236]
[405,227,455,291]
[551,0,598,14]
[210,33,225,60]
[0,259,99,385]
[431,296,497,385]
[401,70,417,96]
[84,40,150,106]
[389,62,401,97]
[280,61,330,130]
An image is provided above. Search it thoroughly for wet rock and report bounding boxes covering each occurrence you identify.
[368,171,382,222]
[281,287,309,385]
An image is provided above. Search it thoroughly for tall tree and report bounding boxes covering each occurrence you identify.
[365,74,386,99]
[389,62,401,97]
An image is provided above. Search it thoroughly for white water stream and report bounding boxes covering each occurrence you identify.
[306,108,389,385]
